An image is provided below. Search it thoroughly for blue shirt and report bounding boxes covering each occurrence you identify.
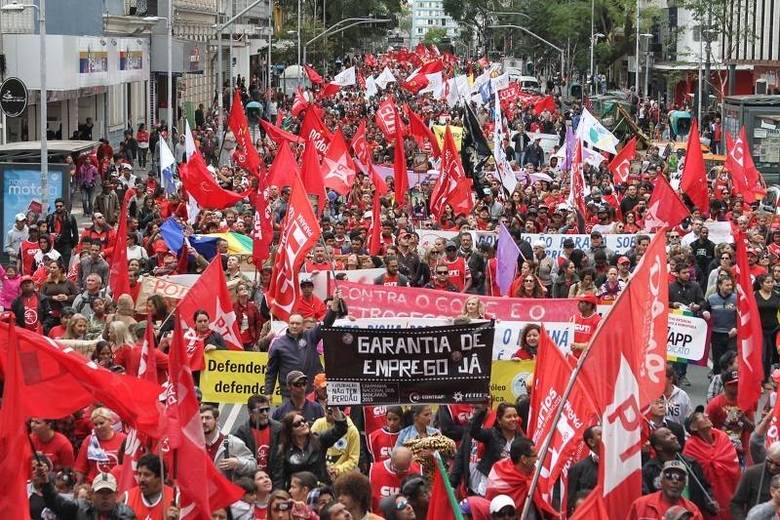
[272,398,324,425]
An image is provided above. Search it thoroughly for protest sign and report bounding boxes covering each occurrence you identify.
[200,351,283,405]
[518,233,652,260]
[321,321,495,405]
[666,312,708,362]
[490,360,535,405]
[134,276,190,312]
[339,280,580,322]
[334,317,573,359]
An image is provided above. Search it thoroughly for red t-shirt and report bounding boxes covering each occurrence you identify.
[442,256,470,291]
[255,504,268,519]
[251,427,272,473]
[21,294,42,332]
[369,459,422,512]
[572,312,601,358]
[381,273,402,286]
[367,428,400,462]
[74,432,126,482]
[31,432,75,470]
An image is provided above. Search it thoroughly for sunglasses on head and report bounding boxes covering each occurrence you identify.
[395,498,410,510]
[273,500,292,512]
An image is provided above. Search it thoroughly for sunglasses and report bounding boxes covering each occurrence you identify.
[293,419,307,428]
[395,498,410,511]
[273,501,292,512]
[436,271,449,275]
[662,471,685,482]
[252,407,270,414]
[292,381,307,387]
[721,256,731,260]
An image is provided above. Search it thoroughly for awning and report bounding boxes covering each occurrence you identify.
[0,140,98,162]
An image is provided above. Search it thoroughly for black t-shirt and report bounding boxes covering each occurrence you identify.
[754,290,780,331]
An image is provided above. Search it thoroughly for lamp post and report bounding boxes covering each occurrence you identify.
[2,0,48,212]
[590,32,605,95]
[640,33,653,98]
[143,13,172,148]
[303,17,391,68]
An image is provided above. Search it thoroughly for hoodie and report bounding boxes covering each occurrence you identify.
[0,264,22,310]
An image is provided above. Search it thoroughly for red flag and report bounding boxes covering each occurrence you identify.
[303,64,324,84]
[429,126,474,219]
[227,89,263,177]
[260,119,304,146]
[251,176,274,267]
[180,151,248,209]
[367,191,382,256]
[528,328,595,510]
[426,452,455,520]
[533,95,557,115]
[375,97,400,141]
[608,137,637,184]
[267,141,299,188]
[680,119,710,214]
[301,139,327,213]
[405,105,441,157]
[300,108,332,155]
[268,172,321,321]
[393,112,408,209]
[579,232,669,519]
[316,82,341,100]
[0,322,163,434]
[498,83,521,108]
[727,127,766,200]
[351,121,388,196]
[166,314,244,519]
[109,188,136,299]
[643,174,690,232]
[568,140,588,218]
[401,74,430,94]
[275,109,285,127]
[569,485,609,519]
[291,87,310,118]
[0,324,32,519]
[356,70,366,90]
[322,129,357,195]
[176,258,243,353]
[734,228,764,412]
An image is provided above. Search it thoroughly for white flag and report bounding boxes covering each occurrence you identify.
[184,120,197,161]
[376,67,396,89]
[493,90,518,195]
[582,146,607,168]
[365,75,378,98]
[331,66,356,87]
[491,72,510,92]
[575,108,619,154]
[420,72,444,99]
[159,137,177,194]
[446,78,460,108]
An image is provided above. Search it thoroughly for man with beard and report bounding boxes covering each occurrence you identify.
[643,427,718,516]
[233,394,280,474]
[45,198,79,268]
[122,454,178,519]
[374,255,410,286]
[731,442,780,519]
[628,460,704,519]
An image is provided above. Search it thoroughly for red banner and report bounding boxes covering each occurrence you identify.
[300,108,332,155]
[375,97,399,141]
[338,281,579,321]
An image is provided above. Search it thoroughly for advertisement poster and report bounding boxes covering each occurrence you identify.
[2,167,63,244]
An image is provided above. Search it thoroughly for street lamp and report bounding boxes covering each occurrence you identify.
[2,0,48,212]
[639,33,653,98]
[144,14,173,147]
[589,32,605,95]
[488,24,565,94]
[303,18,391,67]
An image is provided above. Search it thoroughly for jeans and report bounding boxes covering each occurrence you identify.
[138,147,148,168]
[81,185,94,216]
[762,329,778,381]
[711,331,737,374]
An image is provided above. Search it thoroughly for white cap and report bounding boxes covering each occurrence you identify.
[15,213,26,222]
[91,472,117,492]
[489,495,516,514]
[532,240,547,249]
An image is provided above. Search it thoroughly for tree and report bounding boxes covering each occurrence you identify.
[423,28,448,46]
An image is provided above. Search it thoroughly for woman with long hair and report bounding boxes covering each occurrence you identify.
[32,235,62,271]
[459,296,487,320]
[513,324,541,360]
[467,402,522,495]
[510,274,545,298]
[146,294,173,343]
[73,407,126,483]
[271,408,348,490]
[552,260,579,298]
[91,341,122,372]
[414,247,442,287]
[396,405,440,447]
[568,268,598,298]
[62,313,89,340]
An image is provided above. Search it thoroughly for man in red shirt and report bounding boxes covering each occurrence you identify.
[304,245,332,272]
[29,418,75,471]
[292,279,327,320]
[11,275,43,333]
[627,460,703,519]
[373,256,410,286]
[121,454,177,519]
[442,241,471,292]
[705,369,754,464]
[232,394,280,474]
[369,446,421,512]
[570,294,601,358]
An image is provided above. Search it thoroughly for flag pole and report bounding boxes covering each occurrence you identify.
[434,450,464,520]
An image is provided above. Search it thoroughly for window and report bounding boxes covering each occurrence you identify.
[428,18,433,25]
[417,27,423,34]
[442,18,447,26]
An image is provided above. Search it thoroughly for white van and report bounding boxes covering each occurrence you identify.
[505,68,542,92]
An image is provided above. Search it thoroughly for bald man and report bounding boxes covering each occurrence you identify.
[731,441,780,519]
[369,447,422,512]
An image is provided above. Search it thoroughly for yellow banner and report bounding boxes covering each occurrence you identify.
[202,352,535,408]
[432,125,464,150]
[201,351,284,405]
[490,360,536,406]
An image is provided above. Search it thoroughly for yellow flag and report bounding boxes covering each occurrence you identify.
[433,125,463,150]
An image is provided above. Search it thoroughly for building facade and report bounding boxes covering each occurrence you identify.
[409,0,458,47]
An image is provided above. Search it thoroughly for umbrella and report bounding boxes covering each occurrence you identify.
[246,101,263,109]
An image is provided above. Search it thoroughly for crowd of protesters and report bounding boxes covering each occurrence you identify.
[3,48,780,520]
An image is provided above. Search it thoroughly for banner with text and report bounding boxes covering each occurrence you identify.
[518,233,653,260]
[321,321,495,405]
[339,280,580,322]
[201,351,284,404]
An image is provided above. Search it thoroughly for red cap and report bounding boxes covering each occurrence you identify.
[20,275,33,283]
[578,293,598,306]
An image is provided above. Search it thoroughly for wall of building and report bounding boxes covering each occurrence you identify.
[409,0,458,46]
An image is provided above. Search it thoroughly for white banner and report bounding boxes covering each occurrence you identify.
[666,313,708,362]
[518,233,653,260]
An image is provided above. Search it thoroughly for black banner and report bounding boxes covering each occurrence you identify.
[321,321,495,405]
[0,77,28,117]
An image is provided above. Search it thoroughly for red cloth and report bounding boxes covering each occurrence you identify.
[369,458,422,512]
[180,151,249,210]
[705,393,754,466]
[292,295,327,321]
[393,113,408,208]
[30,431,76,470]
[627,492,703,520]
[427,455,455,520]
[301,139,327,214]
[680,119,710,214]
[682,429,740,519]
[73,432,127,482]
[109,189,136,300]
[485,458,538,513]
[228,90,264,178]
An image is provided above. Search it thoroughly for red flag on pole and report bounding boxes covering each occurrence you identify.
[351,121,388,196]
[176,257,244,353]
[0,324,32,519]
[533,95,557,115]
[393,111,408,209]
[726,127,766,200]
[734,228,764,412]
[180,151,249,209]
[367,192,383,256]
[301,139,328,213]
[260,119,305,146]
[250,176,274,267]
[300,108,332,154]
[227,89,263,177]
[568,140,588,219]
[642,174,690,232]
[375,97,401,141]
[109,188,136,299]
[291,87,310,118]
[570,485,609,519]
[165,314,244,519]
[680,119,710,214]
[608,137,637,184]
[405,105,441,157]
[268,172,321,321]
[322,129,357,195]
[303,64,324,84]
[429,126,474,220]
[267,141,299,188]
[579,232,669,519]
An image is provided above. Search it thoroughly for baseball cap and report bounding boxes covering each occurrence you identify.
[662,460,688,475]
[578,293,598,306]
[286,370,307,386]
[20,275,33,283]
[664,505,693,520]
[93,212,104,219]
[721,369,738,385]
[14,213,26,222]
[563,238,575,248]
[489,495,516,514]
[617,256,631,265]
[445,240,457,250]
[92,472,117,492]
[590,230,602,238]
[313,372,327,389]
[299,278,314,287]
